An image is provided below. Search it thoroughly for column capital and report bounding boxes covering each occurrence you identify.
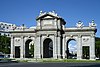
[58,19,60,22]
[34,35,37,38]
[39,34,42,37]
[11,36,14,39]
[58,35,61,37]
[70,35,73,38]
[46,34,49,37]
[36,34,42,37]
[54,34,57,37]
[21,36,24,39]
[78,35,82,38]
[90,34,95,38]
[63,34,66,38]
[54,34,61,37]
[54,18,57,22]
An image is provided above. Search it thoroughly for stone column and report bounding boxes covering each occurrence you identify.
[57,19,61,29]
[77,35,82,60]
[62,35,66,59]
[57,35,61,58]
[10,36,14,58]
[40,35,42,58]
[41,36,43,58]
[53,34,57,59]
[34,34,41,58]
[37,20,41,29]
[20,36,24,58]
[90,35,95,60]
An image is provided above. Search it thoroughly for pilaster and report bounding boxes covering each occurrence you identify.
[40,34,42,58]
[20,36,24,58]
[34,34,41,59]
[10,36,14,58]
[90,35,95,60]
[62,34,66,59]
[77,35,82,60]
[57,34,61,58]
[53,34,57,59]
[57,19,61,29]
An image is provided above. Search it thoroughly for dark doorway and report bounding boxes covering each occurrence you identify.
[66,39,77,59]
[43,38,53,58]
[25,39,33,58]
[82,46,89,59]
[15,46,20,58]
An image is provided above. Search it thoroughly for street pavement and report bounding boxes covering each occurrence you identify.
[0,62,100,67]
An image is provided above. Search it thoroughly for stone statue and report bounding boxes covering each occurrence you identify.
[76,21,84,28]
[89,20,96,27]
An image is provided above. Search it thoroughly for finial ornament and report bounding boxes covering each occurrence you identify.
[76,21,84,28]
[20,24,26,30]
[89,20,96,27]
[38,10,59,18]
[40,10,43,14]
[48,10,58,16]
[92,20,94,23]
[52,10,55,13]
[39,10,47,17]
[11,24,16,30]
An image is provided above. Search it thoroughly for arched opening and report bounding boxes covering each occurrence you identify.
[43,38,53,58]
[25,39,34,58]
[66,39,77,59]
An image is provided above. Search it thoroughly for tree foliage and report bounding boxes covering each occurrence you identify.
[95,37,100,58]
[29,44,34,57]
[0,35,10,54]
[83,46,89,59]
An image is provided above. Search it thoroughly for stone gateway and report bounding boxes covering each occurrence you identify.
[10,11,97,60]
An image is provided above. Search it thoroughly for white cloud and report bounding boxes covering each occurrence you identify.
[68,44,77,54]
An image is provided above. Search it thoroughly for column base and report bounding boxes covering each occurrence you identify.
[90,59,96,60]
[10,54,14,58]
[20,54,24,58]
[77,55,82,60]
[90,55,96,60]
[77,58,82,60]
[34,54,41,59]
[53,54,57,59]
[57,54,61,59]
[62,54,65,59]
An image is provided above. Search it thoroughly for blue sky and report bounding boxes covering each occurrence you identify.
[0,0,100,37]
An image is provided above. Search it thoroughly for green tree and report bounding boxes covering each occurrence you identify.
[83,46,89,59]
[0,35,10,54]
[95,37,100,58]
[29,44,34,57]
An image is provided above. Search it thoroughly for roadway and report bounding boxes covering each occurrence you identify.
[0,62,100,67]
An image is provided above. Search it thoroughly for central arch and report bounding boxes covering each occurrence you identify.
[43,38,53,58]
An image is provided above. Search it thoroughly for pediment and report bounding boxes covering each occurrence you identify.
[36,11,66,26]
[36,12,60,20]
[43,16,54,19]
